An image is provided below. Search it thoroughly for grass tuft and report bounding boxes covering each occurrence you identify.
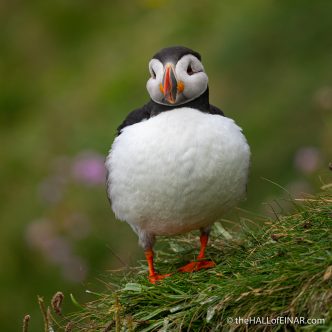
[22,315,30,332]
[53,189,332,331]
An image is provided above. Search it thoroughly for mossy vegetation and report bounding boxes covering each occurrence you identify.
[33,187,332,331]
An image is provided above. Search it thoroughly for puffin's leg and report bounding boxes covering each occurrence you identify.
[137,229,171,284]
[144,248,171,284]
[178,227,216,273]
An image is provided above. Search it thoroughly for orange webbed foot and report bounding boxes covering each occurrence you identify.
[178,260,216,273]
[148,273,172,284]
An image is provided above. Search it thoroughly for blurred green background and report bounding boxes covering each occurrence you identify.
[1,0,331,330]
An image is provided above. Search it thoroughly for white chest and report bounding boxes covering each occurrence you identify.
[106,107,250,235]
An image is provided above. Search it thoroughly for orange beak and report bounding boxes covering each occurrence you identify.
[159,64,184,104]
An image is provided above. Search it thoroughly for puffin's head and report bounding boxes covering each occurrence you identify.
[146,46,208,106]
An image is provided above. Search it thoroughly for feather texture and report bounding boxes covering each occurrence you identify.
[106,107,250,244]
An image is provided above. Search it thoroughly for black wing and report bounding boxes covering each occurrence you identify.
[117,104,151,135]
[209,104,225,116]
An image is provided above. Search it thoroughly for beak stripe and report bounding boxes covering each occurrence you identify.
[162,64,178,104]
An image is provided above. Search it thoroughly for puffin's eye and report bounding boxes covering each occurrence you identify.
[187,64,194,75]
[151,68,156,79]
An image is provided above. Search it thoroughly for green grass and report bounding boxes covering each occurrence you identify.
[40,187,332,332]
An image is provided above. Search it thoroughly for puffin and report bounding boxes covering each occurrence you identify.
[105,46,250,283]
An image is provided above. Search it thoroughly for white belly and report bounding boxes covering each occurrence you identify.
[106,107,250,236]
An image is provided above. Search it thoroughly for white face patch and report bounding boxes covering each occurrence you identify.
[146,55,209,106]
[146,59,164,103]
[175,54,208,102]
